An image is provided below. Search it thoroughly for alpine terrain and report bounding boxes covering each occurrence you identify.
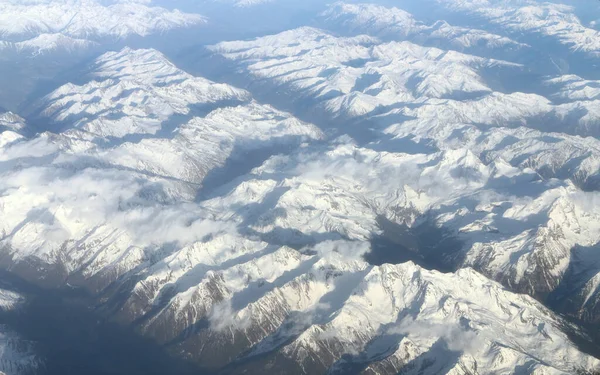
[0,0,599,374]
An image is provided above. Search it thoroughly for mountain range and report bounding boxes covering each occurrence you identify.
[0,0,600,374]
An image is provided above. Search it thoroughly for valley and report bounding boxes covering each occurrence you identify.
[1,0,600,374]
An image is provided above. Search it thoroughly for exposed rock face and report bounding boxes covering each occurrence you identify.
[1,0,600,373]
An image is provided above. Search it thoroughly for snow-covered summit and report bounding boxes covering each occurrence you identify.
[0,0,204,55]
[0,0,204,40]
[0,0,600,373]
[321,2,529,58]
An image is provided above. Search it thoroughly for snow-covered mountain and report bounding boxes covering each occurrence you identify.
[0,0,204,58]
[0,0,600,374]
[426,0,600,56]
[206,0,274,7]
[0,289,42,375]
[0,0,206,117]
[102,135,600,373]
[0,0,204,40]
[0,34,98,56]
[321,2,531,60]
[209,25,600,137]
[0,47,322,285]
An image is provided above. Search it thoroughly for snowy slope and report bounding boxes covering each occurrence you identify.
[0,0,204,40]
[111,214,600,374]
[211,27,525,121]
[102,147,600,372]
[546,75,600,102]
[0,33,98,56]
[0,290,42,375]
[210,26,600,138]
[209,0,274,7]
[321,2,530,59]
[427,0,600,58]
[205,1,600,336]
[0,48,322,284]
[0,1,599,373]
[3,118,597,372]
[0,0,204,55]
[37,47,252,138]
